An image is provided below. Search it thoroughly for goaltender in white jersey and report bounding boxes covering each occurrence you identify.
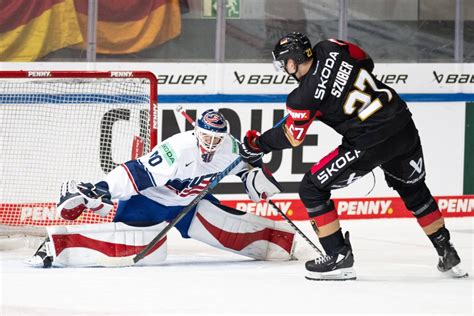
[27,109,297,268]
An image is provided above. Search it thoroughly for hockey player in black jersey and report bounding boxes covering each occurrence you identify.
[239,32,468,280]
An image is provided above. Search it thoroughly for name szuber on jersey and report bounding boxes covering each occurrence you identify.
[332,61,353,98]
[314,51,354,100]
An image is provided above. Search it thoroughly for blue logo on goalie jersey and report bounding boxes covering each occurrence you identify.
[165,173,216,197]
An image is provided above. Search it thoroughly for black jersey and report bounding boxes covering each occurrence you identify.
[259,39,412,151]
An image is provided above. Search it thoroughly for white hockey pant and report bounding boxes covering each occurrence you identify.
[46,222,168,267]
[188,200,296,261]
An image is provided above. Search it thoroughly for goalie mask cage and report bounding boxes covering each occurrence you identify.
[0,71,157,236]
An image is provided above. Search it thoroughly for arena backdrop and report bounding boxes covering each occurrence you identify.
[1,62,473,224]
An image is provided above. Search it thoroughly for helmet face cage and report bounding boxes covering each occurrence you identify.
[195,110,228,162]
[272,32,313,71]
[272,51,286,72]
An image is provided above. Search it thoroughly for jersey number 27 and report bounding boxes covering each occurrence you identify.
[343,69,392,121]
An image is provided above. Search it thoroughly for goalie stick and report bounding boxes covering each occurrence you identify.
[104,155,243,267]
[175,106,323,256]
[132,156,242,264]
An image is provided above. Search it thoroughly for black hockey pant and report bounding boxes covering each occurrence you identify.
[299,119,444,252]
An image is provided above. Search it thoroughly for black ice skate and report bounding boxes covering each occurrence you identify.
[436,242,468,278]
[305,231,356,281]
[25,238,53,268]
[431,228,468,278]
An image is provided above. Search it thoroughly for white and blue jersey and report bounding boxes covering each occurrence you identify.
[104,131,247,207]
[102,131,247,237]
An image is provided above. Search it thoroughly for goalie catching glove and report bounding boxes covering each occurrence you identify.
[244,166,283,202]
[57,180,114,220]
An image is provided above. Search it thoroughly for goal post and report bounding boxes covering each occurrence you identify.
[0,70,158,234]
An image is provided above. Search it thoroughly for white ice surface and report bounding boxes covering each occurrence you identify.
[1,218,473,316]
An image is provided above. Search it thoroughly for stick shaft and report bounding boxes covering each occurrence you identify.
[133,156,241,263]
[267,200,323,256]
[176,107,195,126]
[134,107,291,264]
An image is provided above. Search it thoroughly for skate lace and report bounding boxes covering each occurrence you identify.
[314,254,332,264]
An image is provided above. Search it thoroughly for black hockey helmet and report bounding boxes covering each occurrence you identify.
[272,32,313,71]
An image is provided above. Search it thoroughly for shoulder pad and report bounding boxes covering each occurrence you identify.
[287,85,314,110]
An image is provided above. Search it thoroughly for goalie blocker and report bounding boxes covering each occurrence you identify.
[27,195,296,267]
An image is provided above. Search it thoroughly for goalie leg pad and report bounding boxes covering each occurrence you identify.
[46,222,168,267]
[188,200,296,261]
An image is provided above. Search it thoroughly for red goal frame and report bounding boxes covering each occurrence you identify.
[0,70,158,231]
[0,70,158,148]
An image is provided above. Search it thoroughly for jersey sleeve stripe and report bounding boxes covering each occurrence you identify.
[121,163,140,193]
[122,161,155,192]
[285,113,315,143]
[137,160,157,187]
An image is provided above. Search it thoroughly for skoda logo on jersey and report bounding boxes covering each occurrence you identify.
[314,149,362,185]
[165,173,216,197]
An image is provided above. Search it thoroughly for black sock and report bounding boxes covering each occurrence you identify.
[319,229,345,255]
[428,226,450,255]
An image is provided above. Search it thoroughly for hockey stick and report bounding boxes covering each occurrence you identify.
[176,106,323,255]
[132,156,243,264]
[98,157,241,267]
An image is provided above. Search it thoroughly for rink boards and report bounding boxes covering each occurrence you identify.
[0,62,473,227]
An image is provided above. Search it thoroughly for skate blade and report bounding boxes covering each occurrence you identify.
[445,264,469,278]
[24,255,48,268]
[305,267,357,281]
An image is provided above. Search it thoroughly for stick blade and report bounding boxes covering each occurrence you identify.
[96,255,135,267]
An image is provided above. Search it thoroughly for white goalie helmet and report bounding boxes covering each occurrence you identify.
[195,109,228,162]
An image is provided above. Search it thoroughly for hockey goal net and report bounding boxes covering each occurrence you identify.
[0,71,157,237]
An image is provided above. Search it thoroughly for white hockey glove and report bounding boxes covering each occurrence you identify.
[244,167,283,202]
[57,181,113,220]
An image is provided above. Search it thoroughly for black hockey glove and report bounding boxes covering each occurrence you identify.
[239,130,264,165]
